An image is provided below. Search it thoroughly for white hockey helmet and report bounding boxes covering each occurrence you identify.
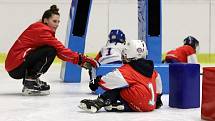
[122,39,148,60]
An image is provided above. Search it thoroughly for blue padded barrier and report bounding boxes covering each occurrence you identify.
[169,63,200,109]
[95,64,122,95]
[95,64,170,95]
[96,64,122,76]
[60,0,93,83]
[154,64,169,94]
[146,36,162,63]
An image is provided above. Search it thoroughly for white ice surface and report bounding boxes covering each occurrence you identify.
[0,64,205,121]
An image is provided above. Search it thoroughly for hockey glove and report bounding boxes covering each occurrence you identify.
[156,93,163,109]
[78,54,99,70]
[89,76,102,91]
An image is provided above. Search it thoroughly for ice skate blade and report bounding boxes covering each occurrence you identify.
[78,103,98,113]
[104,105,124,111]
[22,88,50,96]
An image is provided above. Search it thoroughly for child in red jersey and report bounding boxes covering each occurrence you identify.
[79,40,163,113]
[163,36,199,63]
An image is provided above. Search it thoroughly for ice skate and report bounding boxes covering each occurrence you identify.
[79,97,109,113]
[22,78,50,96]
[104,101,125,112]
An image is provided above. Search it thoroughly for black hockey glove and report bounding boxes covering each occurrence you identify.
[156,93,163,109]
[89,76,102,91]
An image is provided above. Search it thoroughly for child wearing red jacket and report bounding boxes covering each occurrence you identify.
[79,39,163,113]
[163,36,199,63]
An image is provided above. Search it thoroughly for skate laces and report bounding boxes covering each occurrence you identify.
[36,78,47,87]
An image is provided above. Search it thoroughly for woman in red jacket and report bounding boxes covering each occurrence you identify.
[5,5,98,96]
[79,40,163,113]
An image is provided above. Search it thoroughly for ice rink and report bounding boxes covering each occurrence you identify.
[0,64,204,121]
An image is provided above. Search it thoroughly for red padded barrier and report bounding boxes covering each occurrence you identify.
[201,67,215,121]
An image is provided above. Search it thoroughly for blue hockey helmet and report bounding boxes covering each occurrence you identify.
[183,36,199,49]
[108,29,126,44]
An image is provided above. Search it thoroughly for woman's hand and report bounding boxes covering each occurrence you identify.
[78,54,99,70]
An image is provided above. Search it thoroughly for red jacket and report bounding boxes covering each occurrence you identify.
[5,22,79,72]
[119,65,158,111]
[165,45,196,62]
[99,63,160,112]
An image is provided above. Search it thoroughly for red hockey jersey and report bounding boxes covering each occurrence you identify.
[99,63,162,112]
[165,45,196,63]
[5,22,79,72]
